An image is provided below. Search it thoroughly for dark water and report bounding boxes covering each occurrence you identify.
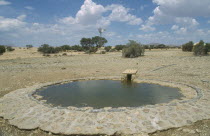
[35,80,183,108]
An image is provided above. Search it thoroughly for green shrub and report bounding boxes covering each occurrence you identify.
[90,47,97,53]
[143,45,149,49]
[193,40,208,56]
[6,46,15,52]
[109,48,116,52]
[101,51,106,54]
[122,40,145,58]
[206,43,210,52]
[182,41,193,52]
[104,46,112,52]
[60,45,71,51]
[0,45,6,55]
[62,53,67,56]
[38,44,61,54]
[156,44,166,49]
[85,47,97,54]
[115,45,126,51]
[26,45,33,49]
[71,45,83,51]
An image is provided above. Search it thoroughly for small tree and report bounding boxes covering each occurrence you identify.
[26,45,33,49]
[182,41,193,52]
[0,45,6,55]
[104,46,112,52]
[193,40,208,56]
[6,46,15,52]
[80,38,93,51]
[122,40,145,58]
[92,36,107,48]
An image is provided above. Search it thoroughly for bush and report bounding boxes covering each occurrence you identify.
[109,48,116,52]
[143,45,149,49]
[26,45,33,49]
[0,45,6,55]
[193,40,208,56]
[43,54,50,57]
[101,51,106,54]
[60,45,71,51]
[62,53,67,56]
[85,47,97,54]
[38,44,61,54]
[104,46,112,52]
[182,41,193,52]
[156,44,166,49]
[122,40,145,58]
[71,45,83,51]
[6,46,15,52]
[115,45,126,51]
[206,43,210,52]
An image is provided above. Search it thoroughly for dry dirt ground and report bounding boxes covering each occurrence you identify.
[0,48,210,136]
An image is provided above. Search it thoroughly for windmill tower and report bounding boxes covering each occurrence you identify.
[98,27,106,37]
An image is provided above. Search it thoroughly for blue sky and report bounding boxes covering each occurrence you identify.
[0,0,210,46]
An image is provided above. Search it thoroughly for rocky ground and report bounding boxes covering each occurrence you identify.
[0,48,210,136]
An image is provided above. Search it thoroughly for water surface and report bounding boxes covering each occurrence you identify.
[35,80,183,108]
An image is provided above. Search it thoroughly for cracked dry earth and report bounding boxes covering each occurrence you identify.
[0,48,210,136]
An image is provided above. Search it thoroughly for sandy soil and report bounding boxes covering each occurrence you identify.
[0,48,210,136]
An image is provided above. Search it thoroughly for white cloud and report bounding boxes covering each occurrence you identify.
[96,17,110,27]
[152,0,210,17]
[175,27,187,34]
[17,15,26,20]
[107,4,143,25]
[136,31,174,44]
[59,16,76,25]
[0,0,11,6]
[25,6,34,10]
[75,0,105,25]
[175,17,199,27]
[59,0,142,27]
[147,6,199,27]
[59,0,105,25]
[104,31,116,37]
[142,0,206,33]
[208,20,210,24]
[171,25,179,30]
[135,28,210,45]
[140,24,156,32]
[0,15,26,31]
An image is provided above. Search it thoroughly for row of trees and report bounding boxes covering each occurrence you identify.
[114,44,179,51]
[182,40,210,55]
[0,44,34,55]
[37,36,108,54]
[0,45,15,55]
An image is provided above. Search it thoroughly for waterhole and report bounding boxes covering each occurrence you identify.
[34,80,184,108]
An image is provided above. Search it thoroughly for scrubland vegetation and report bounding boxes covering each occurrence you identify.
[0,45,15,55]
[1,38,209,57]
[122,40,144,58]
[182,40,209,56]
